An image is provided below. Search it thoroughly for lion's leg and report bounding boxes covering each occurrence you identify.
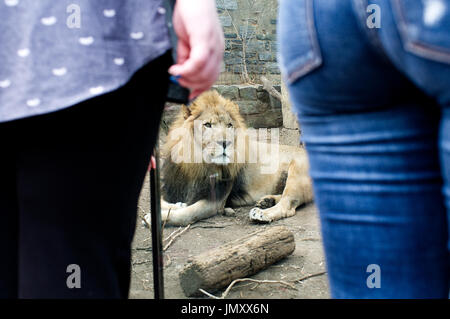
[249,158,313,223]
[161,198,187,210]
[143,199,187,225]
[162,199,227,226]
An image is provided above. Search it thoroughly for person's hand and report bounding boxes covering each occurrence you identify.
[168,0,225,99]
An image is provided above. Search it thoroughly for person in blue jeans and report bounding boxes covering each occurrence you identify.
[278,0,450,298]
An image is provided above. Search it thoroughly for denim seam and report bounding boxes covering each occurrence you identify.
[286,0,322,84]
[391,0,450,65]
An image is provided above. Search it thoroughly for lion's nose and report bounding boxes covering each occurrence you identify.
[217,140,232,149]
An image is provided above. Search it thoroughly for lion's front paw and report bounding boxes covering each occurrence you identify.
[223,207,236,217]
[249,207,272,223]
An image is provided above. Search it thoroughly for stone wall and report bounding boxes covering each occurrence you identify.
[213,84,282,128]
[162,84,281,131]
[216,0,280,84]
[160,84,301,146]
[159,1,302,146]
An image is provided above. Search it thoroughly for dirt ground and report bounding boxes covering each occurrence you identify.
[129,175,329,299]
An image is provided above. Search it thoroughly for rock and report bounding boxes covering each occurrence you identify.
[238,85,257,100]
[236,100,266,115]
[216,0,238,10]
[213,85,239,100]
[243,109,283,128]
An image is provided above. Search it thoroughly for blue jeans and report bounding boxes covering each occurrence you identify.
[278,0,450,298]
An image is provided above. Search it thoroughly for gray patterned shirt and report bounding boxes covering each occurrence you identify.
[0,0,171,123]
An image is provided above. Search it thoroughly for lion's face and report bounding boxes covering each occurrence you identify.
[164,90,247,174]
[194,106,237,165]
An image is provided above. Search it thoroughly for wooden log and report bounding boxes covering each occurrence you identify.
[179,226,296,297]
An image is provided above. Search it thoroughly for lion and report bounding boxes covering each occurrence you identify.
[158,90,313,226]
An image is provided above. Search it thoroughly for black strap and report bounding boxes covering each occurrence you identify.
[163,0,191,104]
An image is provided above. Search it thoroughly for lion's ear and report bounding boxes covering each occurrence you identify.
[181,105,191,119]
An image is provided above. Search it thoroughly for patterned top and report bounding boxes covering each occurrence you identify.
[0,0,171,123]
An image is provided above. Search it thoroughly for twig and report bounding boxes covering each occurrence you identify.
[199,288,222,299]
[163,224,191,251]
[199,278,297,299]
[199,269,327,299]
[140,216,151,229]
[295,271,327,283]
[162,208,172,230]
[163,226,183,242]
[164,253,172,268]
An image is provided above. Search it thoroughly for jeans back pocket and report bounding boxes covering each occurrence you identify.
[277,0,323,84]
[391,0,450,64]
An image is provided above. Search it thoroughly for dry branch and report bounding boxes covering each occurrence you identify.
[140,216,151,229]
[199,270,327,299]
[261,76,282,101]
[296,271,327,283]
[163,224,191,251]
[199,278,297,299]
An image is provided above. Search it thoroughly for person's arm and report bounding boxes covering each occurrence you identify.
[168,0,225,99]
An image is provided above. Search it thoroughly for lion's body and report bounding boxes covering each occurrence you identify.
[160,90,313,226]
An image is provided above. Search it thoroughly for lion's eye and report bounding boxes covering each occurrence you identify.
[227,123,233,128]
[204,122,212,128]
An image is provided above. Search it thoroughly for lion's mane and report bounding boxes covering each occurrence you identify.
[161,91,249,205]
